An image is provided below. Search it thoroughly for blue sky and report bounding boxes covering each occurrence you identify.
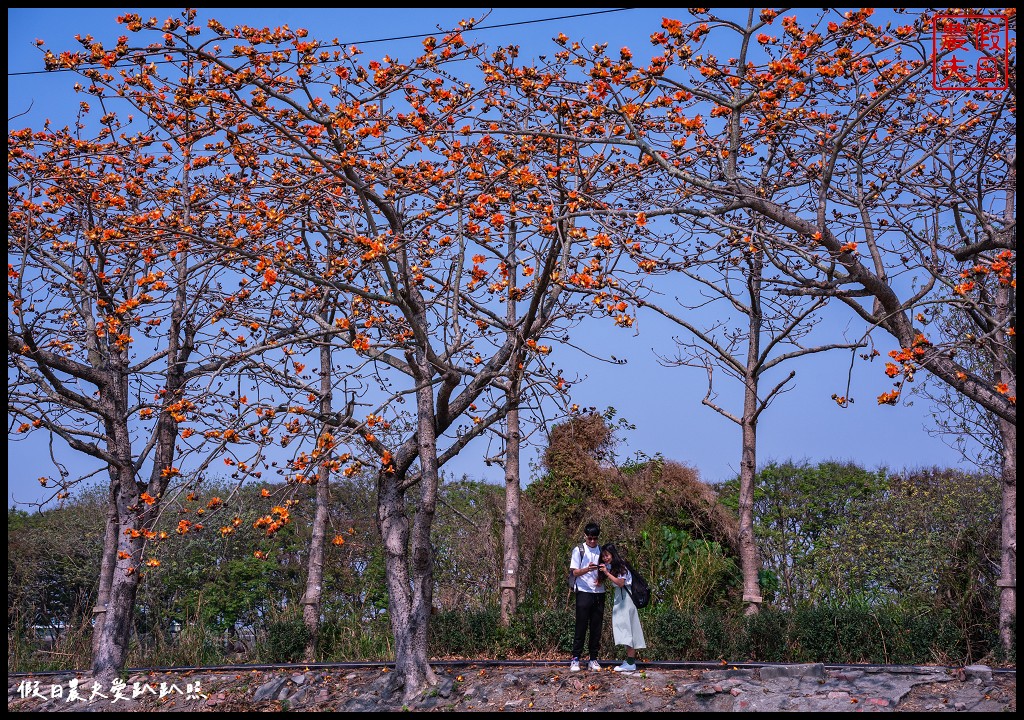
[7,8,980,507]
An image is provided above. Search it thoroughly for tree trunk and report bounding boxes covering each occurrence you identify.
[303,459,330,661]
[303,338,333,661]
[92,469,144,681]
[378,468,437,701]
[92,366,144,681]
[500,230,523,627]
[376,357,442,701]
[500,392,522,626]
[737,399,763,616]
[994,167,1015,656]
[404,362,441,698]
[91,485,119,662]
[997,418,1016,654]
[739,255,764,615]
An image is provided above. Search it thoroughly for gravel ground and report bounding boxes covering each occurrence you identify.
[8,662,1016,712]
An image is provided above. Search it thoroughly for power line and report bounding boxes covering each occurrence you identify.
[8,8,637,78]
[333,8,637,46]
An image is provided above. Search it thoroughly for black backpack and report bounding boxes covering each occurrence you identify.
[623,560,651,609]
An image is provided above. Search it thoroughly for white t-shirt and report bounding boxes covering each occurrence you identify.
[569,543,605,593]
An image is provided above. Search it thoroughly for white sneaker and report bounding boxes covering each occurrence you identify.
[588,660,602,672]
[614,661,637,673]
[569,658,581,672]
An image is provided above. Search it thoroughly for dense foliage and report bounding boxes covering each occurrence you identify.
[9,434,1009,671]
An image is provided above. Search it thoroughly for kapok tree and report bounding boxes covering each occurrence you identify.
[10,34,320,674]
[467,44,657,624]
[281,70,603,690]
[572,208,867,614]
[479,29,861,614]
[98,13,606,697]
[563,9,1014,647]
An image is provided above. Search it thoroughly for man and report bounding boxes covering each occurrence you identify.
[568,522,605,671]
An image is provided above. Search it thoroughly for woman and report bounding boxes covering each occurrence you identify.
[598,542,646,672]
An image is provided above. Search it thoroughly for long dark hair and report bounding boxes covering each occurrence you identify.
[601,542,627,578]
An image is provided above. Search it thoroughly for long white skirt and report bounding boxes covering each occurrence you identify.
[611,584,646,649]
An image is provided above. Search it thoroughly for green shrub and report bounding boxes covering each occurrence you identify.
[784,604,981,665]
[262,613,310,663]
[430,606,504,656]
[139,620,224,668]
[693,609,738,660]
[504,605,575,655]
[317,613,393,661]
[647,609,694,658]
[883,608,942,664]
[357,603,998,665]
[743,607,791,662]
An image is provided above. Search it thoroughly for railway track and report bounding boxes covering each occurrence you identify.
[9,658,1016,677]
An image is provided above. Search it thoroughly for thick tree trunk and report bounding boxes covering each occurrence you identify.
[91,485,119,662]
[303,339,333,661]
[92,470,144,681]
[92,367,144,681]
[997,418,1016,654]
[500,395,522,626]
[376,357,442,702]
[378,469,436,701]
[403,365,441,699]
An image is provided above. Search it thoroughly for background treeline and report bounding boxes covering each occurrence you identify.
[8,415,1011,671]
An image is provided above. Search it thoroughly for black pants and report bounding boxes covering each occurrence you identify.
[572,590,606,660]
